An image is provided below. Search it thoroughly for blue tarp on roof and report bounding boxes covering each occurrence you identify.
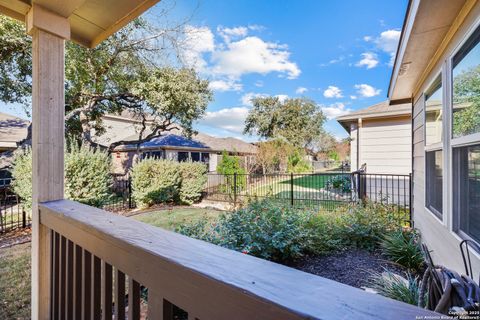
[124,134,209,150]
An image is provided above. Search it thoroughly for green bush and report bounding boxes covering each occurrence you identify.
[325,175,351,193]
[287,149,312,173]
[307,202,408,254]
[368,270,422,306]
[177,200,315,262]
[65,144,112,207]
[216,150,246,193]
[11,148,33,208]
[11,145,112,208]
[381,228,424,272]
[130,159,181,209]
[178,161,207,205]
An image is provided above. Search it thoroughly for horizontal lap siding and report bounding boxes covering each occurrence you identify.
[359,118,411,174]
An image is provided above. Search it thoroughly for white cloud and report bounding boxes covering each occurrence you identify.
[295,87,308,94]
[241,92,267,106]
[198,107,249,134]
[374,29,401,66]
[208,79,242,92]
[217,26,249,42]
[356,52,379,69]
[355,84,381,97]
[254,80,264,87]
[363,35,373,42]
[240,92,288,106]
[350,95,357,100]
[323,86,343,98]
[182,25,215,71]
[211,36,300,79]
[320,103,352,120]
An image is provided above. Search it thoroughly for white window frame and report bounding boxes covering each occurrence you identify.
[448,16,480,242]
[424,71,445,222]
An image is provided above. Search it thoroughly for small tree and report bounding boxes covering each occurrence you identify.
[216,151,246,193]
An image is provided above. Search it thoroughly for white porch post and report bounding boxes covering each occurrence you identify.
[27,5,70,319]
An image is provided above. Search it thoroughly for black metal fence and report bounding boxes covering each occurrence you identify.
[102,174,134,212]
[0,178,30,234]
[204,172,412,214]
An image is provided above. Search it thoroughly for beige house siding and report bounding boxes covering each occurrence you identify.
[350,117,411,174]
[411,1,480,274]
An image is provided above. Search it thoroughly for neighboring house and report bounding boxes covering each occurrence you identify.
[94,112,257,174]
[0,112,29,173]
[389,0,480,274]
[0,112,29,153]
[337,100,412,175]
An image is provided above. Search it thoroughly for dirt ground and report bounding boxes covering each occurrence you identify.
[292,248,406,289]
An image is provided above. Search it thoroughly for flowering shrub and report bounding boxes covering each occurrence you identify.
[177,200,315,262]
[178,161,207,205]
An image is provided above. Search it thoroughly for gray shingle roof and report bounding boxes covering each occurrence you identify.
[336,100,411,122]
[0,112,29,148]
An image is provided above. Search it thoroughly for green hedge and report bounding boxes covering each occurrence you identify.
[130,159,207,208]
[11,145,112,208]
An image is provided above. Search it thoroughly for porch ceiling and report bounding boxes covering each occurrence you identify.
[388,0,467,101]
[0,0,159,47]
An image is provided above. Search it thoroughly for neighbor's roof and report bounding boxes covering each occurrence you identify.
[0,0,159,48]
[194,132,258,155]
[0,112,29,148]
[118,134,209,151]
[98,112,258,154]
[388,0,468,101]
[336,100,411,124]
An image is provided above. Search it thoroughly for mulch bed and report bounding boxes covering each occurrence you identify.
[291,249,406,289]
[0,228,31,249]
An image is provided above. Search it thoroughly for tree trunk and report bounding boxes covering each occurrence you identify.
[79,110,92,147]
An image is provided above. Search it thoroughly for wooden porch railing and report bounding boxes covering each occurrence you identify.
[39,199,438,320]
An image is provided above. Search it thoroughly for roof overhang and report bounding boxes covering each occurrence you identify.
[0,0,160,48]
[388,0,470,101]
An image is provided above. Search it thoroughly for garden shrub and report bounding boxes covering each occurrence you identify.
[339,202,408,250]
[381,228,424,272]
[64,144,112,207]
[178,161,207,205]
[130,159,181,208]
[177,200,315,262]
[325,175,351,193]
[11,148,33,208]
[11,145,112,208]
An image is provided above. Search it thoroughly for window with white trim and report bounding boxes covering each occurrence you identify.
[425,76,443,218]
[452,24,480,242]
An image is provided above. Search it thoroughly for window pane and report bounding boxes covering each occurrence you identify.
[454,144,480,243]
[191,152,200,162]
[426,150,443,217]
[178,152,189,162]
[452,26,480,138]
[201,153,210,163]
[425,77,442,145]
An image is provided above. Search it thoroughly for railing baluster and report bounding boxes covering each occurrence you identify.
[93,256,102,319]
[128,277,141,320]
[74,244,82,320]
[115,269,126,320]
[52,231,60,320]
[102,262,113,320]
[59,236,66,319]
[82,250,92,320]
[66,240,74,320]
[148,289,163,319]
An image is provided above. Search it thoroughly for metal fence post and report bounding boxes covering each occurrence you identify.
[233,173,237,206]
[290,172,294,206]
[128,177,133,209]
[22,208,27,228]
[408,173,413,227]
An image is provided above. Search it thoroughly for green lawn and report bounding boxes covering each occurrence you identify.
[132,207,223,230]
[0,242,31,319]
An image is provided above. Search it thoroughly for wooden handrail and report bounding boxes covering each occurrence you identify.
[39,199,438,319]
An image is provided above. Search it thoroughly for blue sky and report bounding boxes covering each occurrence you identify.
[0,0,408,142]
